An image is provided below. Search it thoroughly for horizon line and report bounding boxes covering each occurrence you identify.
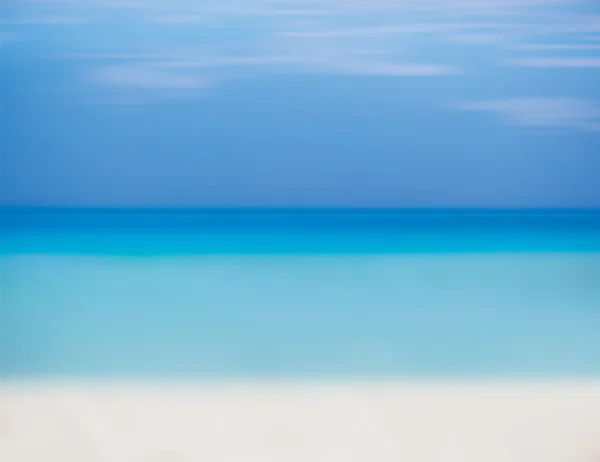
[2,206,600,214]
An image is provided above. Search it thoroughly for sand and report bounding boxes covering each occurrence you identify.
[2,381,600,462]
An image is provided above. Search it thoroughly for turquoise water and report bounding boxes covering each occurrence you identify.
[1,209,600,380]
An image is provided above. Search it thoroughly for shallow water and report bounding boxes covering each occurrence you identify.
[2,230,599,379]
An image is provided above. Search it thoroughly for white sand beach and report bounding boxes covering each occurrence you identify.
[2,381,600,462]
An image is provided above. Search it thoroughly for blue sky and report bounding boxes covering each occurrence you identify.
[1,0,600,207]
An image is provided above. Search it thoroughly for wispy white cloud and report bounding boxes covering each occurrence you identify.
[458,98,600,131]
[1,15,91,25]
[278,25,448,38]
[54,44,459,80]
[277,22,518,38]
[13,0,575,14]
[515,44,600,50]
[156,55,295,68]
[297,59,460,76]
[262,0,582,16]
[447,33,507,44]
[221,8,336,17]
[506,57,600,67]
[154,54,460,76]
[53,51,169,60]
[83,63,218,104]
[14,0,145,7]
[559,15,600,33]
[74,38,460,92]
[144,14,207,24]
[91,64,215,89]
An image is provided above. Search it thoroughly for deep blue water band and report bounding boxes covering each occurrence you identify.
[2,208,600,255]
[3,207,600,231]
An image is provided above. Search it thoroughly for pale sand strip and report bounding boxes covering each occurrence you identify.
[1,382,600,462]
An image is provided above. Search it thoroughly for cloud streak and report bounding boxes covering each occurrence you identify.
[458,98,600,131]
[296,59,459,76]
[1,15,91,25]
[447,33,507,44]
[91,64,215,89]
[87,52,458,97]
[277,22,522,39]
[515,44,600,50]
[506,57,600,68]
[144,14,207,24]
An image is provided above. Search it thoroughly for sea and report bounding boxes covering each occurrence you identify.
[1,208,599,380]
